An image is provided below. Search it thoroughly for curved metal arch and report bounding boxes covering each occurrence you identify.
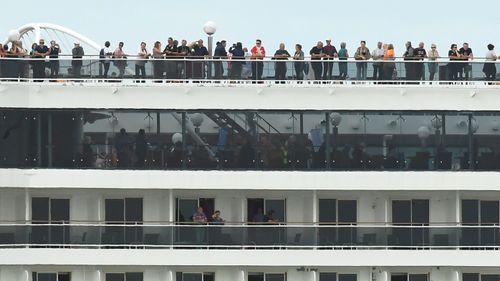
[2,22,101,52]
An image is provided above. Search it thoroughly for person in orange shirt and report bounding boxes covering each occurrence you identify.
[383,44,395,80]
[251,39,266,80]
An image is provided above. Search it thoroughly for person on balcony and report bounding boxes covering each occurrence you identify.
[191,39,208,79]
[273,43,291,81]
[293,44,305,80]
[310,41,325,80]
[33,39,50,80]
[322,39,338,80]
[338,42,349,80]
[459,43,474,80]
[152,41,164,80]
[483,44,497,81]
[177,40,191,79]
[448,44,461,80]
[428,44,439,81]
[49,40,61,78]
[413,42,427,80]
[229,42,245,79]
[251,39,266,80]
[383,44,396,80]
[71,42,84,78]
[372,42,385,80]
[354,40,371,80]
[113,42,127,79]
[214,40,227,79]
[403,41,415,80]
[99,41,112,78]
[135,42,149,80]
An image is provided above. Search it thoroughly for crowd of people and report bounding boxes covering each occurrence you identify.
[2,38,497,81]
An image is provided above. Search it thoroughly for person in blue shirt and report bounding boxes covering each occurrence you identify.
[33,39,50,80]
[213,40,227,79]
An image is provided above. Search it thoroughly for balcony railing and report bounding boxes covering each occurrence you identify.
[0,56,498,84]
[1,223,500,250]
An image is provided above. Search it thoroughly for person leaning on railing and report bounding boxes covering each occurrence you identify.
[293,44,305,80]
[135,42,150,80]
[229,42,245,79]
[113,42,127,79]
[354,40,371,80]
[251,39,266,80]
[152,41,164,80]
[448,44,461,80]
[99,41,112,78]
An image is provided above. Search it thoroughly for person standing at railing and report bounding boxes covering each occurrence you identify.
[71,42,84,78]
[191,39,208,79]
[135,42,150,80]
[33,39,50,80]
[322,39,338,80]
[459,43,473,80]
[448,44,461,80]
[163,38,178,79]
[483,44,497,81]
[49,41,61,78]
[251,39,266,80]
[354,41,371,80]
[310,41,325,80]
[99,41,112,78]
[273,43,291,81]
[192,206,208,245]
[372,42,385,80]
[293,44,305,80]
[113,42,127,79]
[4,42,21,79]
[383,44,395,80]
[413,42,427,80]
[403,41,415,80]
[177,40,191,79]
[229,42,244,79]
[338,42,349,80]
[152,41,164,80]
[428,44,439,81]
[214,40,227,79]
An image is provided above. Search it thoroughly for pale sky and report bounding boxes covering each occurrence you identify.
[1,0,498,57]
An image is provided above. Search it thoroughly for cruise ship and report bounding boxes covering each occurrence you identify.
[1,23,500,281]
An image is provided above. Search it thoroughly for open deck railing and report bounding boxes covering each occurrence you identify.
[0,56,498,84]
[1,223,500,250]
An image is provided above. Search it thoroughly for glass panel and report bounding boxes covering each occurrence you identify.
[58,273,71,281]
[462,200,479,224]
[319,199,336,223]
[265,273,286,281]
[265,199,285,223]
[177,199,198,223]
[51,199,70,222]
[182,273,202,281]
[412,200,429,224]
[249,273,264,281]
[481,275,500,281]
[32,197,49,222]
[247,198,265,223]
[320,273,337,281]
[105,199,124,222]
[338,200,357,223]
[125,272,143,281]
[38,273,57,281]
[409,274,427,281]
[391,274,407,281]
[392,201,411,223]
[481,201,499,224]
[125,198,143,222]
[339,274,357,281]
[106,273,125,281]
[463,274,479,281]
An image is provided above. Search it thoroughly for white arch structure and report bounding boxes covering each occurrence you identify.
[2,22,101,53]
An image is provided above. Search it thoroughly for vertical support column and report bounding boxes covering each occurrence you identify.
[300,113,304,135]
[47,112,53,167]
[384,197,389,224]
[455,190,460,224]
[36,112,42,167]
[169,189,174,223]
[181,112,187,169]
[468,114,474,170]
[325,112,331,169]
[241,198,246,223]
[312,190,318,223]
[157,112,161,136]
[24,188,30,222]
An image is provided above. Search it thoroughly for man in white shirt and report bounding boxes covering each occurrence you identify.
[372,42,384,80]
[135,42,150,79]
[99,41,112,78]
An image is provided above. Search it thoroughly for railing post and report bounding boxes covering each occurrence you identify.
[468,114,474,170]
[325,112,331,170]
[181,112,187,169]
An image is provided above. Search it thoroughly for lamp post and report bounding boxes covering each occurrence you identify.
[203,21,217,79]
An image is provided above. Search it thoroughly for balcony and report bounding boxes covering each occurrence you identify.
[1,223,499,250]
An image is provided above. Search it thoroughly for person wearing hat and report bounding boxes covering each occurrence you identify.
[428,44,439,81]
[72,42,84,78]
[322,38,338,80]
